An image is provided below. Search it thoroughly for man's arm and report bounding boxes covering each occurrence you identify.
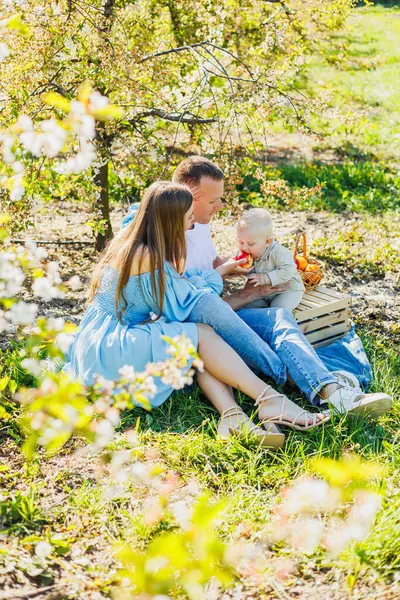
[223,279,291,311]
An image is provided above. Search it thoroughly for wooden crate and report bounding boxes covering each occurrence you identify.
[294,286,352,348]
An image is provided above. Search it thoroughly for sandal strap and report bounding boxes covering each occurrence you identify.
[218,407,265,436]
[291,410,316,428]
[219,406,246,419]
[255,385,287,408]
[255,385,287,424]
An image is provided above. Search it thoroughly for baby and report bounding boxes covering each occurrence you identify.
[236,208,304,310]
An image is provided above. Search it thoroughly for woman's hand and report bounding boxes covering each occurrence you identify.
[216,257,253,278]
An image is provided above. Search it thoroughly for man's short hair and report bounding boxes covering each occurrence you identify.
[172,156,224,186]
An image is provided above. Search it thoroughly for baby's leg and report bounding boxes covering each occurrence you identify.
[269,291,304,311]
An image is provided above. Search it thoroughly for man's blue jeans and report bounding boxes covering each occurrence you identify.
[238,307,337,403]
[188,295,337,403]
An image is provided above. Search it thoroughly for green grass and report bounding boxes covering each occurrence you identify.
[311,212,400,278]
[2,329,399,592]
[237,159,400,212]
[305,4,400,161]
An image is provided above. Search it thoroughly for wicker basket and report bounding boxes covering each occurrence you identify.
[293,232,324,291]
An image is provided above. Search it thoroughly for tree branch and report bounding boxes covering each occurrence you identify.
[140,42,206,63]
[131,108,217,124]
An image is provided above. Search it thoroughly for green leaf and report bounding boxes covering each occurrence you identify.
[0,377,10,392]
[6,14,30,36]
[9,380,18,394]
[42,92,71,113]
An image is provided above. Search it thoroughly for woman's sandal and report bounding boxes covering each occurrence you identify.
[256,385,330,431]
[217,406,285,449]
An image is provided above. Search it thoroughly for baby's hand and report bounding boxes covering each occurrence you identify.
[247,273,271,287]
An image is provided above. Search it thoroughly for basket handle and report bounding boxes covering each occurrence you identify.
[293,232,307,260]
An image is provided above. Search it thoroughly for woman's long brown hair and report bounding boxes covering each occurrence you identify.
[88,181,193,322]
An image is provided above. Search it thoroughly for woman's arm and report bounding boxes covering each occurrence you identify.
[141,263,218,322]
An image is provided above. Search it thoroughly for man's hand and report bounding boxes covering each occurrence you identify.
[223,278,291,311]
[243,278,290,297]
[216,257,253,279]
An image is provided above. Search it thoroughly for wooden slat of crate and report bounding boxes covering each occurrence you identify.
[294,286,351,322]
[304,320,351,344]
[294,286,352,347]
[298,309,351,334]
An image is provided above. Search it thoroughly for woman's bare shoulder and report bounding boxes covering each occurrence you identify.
[129,246,151,276]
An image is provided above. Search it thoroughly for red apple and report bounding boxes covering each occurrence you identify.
[234,251,254,269]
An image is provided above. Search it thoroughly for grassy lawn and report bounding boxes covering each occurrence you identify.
[304,2,400,161]
[1,329,399,597]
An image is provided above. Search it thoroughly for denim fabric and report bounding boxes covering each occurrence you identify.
[237,307,338,403]
[315,323,372,389]
[187,294,287,385]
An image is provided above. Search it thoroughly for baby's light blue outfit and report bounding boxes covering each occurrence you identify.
[63,263,223,407]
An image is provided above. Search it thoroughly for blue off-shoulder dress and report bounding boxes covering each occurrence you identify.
[63,263,223,407]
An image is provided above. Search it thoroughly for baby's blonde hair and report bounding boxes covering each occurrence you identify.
[237,208,273,237]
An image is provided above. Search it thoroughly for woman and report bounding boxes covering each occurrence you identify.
[64,182,328,449]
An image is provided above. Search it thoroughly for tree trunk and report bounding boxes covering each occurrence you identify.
[93,144,113,252]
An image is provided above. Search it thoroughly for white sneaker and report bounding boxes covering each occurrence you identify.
[322,386,392,419]
[332,370,361,391]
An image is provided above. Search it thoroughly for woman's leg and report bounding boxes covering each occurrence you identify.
[196,324,325,426]
[188,294,286,384]
[196,370,237,414]
[196,369,284,443]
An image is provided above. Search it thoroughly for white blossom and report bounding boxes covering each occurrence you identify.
[0,310,10,333]
[12,160,24,173]
[119,364,136,380]
[279,478,338,516]
[47,261,61,284]
[105,407,120,426]
[68,275,81,290]
[0,133,15,163]
[74,114,95,139]
[19,119,66,158]
[47,317,65,332]
[69,100,86,117]
[94,375,115,394]
[32,277,60,301]
[55,332,74,354]
[35,541,52,559]
[9,174,25,201]
[21,357,42,376]
[291,517,323,554]
[170,501,192,530]
[8,301,38,325]
[54,143,96,174]
[25,239,48,262]
[15,115,33,132]
[89,91,109,111]
[0,42,10,63]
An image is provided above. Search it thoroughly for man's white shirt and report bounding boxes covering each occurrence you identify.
[185,223,216,271]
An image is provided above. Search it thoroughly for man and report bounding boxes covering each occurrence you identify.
[169,156,392,416]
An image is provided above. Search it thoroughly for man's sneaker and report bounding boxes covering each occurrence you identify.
[321,386,392,419]
[332,370,362,391]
